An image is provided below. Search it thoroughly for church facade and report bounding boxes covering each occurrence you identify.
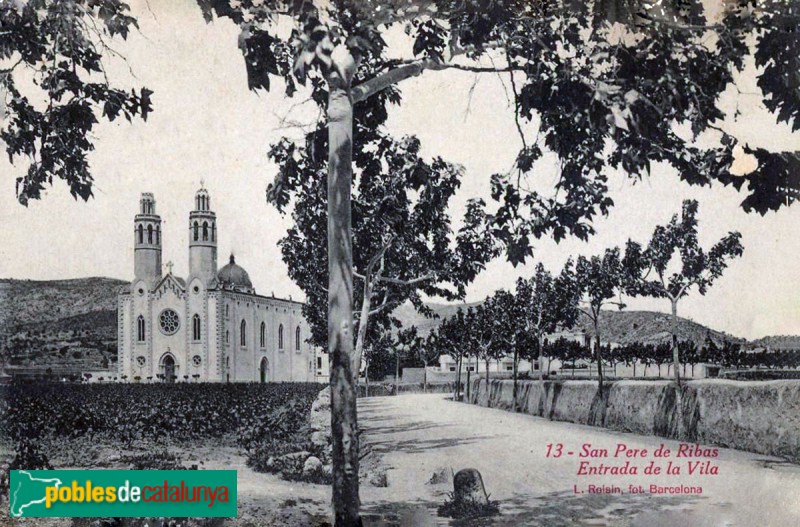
[117,188,319,383]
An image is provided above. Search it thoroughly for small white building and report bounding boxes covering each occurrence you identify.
[438,355,538,375]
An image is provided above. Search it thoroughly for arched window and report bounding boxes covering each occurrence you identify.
[192,314,201,341]
[202,221,209,241]
[147,224,153,244]
[240,320,247,346]
[278,324,284,350]
[156,225,160,245]
[211,223,216,242]
[295,326,301,351]
[260,322,266,348]
[137,316,146,342]
[138,224,144,244]
[225,330,230,344]
[193,221,199,241]
[225,304,230,318]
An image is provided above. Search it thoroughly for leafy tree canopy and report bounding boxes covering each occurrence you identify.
[1,0,152,204]
[193,0,800,265]
[4,1,799,262]
[624,199,745,299]
[273,130,498,348]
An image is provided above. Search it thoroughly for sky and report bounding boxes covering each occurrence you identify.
[1,0,799,340]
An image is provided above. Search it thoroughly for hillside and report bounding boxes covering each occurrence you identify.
[575,310,744,347]
[0,277,125,330]
[0,277,126,376]
[394,302,744,347]
[391,301,481,338]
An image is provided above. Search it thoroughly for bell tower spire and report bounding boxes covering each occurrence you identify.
[188,183,217,286]
[133,193,162,287]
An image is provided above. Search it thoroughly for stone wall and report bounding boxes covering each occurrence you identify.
[469,378,800,462]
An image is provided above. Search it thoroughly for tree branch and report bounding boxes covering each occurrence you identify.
[375,273,436,286]
[368,298,400,317]
[352,38,509,103]
[0,57,24,75]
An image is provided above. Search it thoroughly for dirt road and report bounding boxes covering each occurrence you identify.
[358,394,800,526]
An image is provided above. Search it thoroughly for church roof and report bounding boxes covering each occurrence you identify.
[217,254,253,291]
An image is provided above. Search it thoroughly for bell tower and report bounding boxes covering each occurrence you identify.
[134,193,162,287]
[188,184,217,285]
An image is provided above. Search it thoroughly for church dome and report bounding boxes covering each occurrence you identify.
[217,255,254,291]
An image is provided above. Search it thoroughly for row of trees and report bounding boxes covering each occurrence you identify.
[423,199,744,404]
[557,339,800,376]
[539,338,800,378]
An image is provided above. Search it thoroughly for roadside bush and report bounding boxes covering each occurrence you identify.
[437,493,500,520]
[121,450,186,471]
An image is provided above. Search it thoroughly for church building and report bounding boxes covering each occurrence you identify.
[117,187,318,383]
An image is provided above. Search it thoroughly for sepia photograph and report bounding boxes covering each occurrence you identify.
[1,0,799,525]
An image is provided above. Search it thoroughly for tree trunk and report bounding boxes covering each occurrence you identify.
[466,368,471,402]
[593,318,604,394]
[395,351,400,394]
[512,345,518,412]
[453,354,462,401]
[671,299,681,386]
[327,63,361,527]
[353,279,373,383]
[538,334,545,386]
[633,361,637,377]
[671,298,684,438]
[364,361,369,397]
[422,359,428,393]
[484,357,490,406]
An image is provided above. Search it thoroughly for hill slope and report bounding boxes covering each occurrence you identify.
[0,277,126,375]
[575,310,743,347]
[394,302,744,347]
[0,277,125,330]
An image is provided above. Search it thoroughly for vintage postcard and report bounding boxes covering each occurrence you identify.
[1,1,799,525]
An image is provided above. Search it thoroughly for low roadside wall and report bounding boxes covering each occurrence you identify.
[469,378,800,463]
[358,382,455,397]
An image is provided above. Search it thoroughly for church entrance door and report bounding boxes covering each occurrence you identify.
[163,355,175,383]
[260,357,269,383]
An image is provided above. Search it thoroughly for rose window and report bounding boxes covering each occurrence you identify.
[159,309,180,335]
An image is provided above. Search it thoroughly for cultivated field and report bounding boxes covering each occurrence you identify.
[0,383,330,526]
